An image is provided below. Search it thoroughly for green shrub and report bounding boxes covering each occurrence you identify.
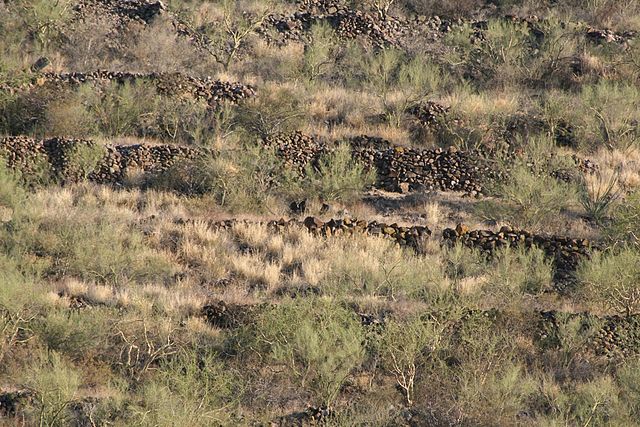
[577,248,640,317]
[24,351,81,427]
[539,376,624,427]
[606,190,640,246]
[234,85,307,139]
[5,200,176,284]
[476,163,577,231]
[132,349,237,426]
[35,310,110,359]
[617,357,640,417]
[483,246,553,307]
[378,317,445,405]
[301,23,339,82]
[364,48,444,127]
[242,299,365,406]
[303,144,376,203]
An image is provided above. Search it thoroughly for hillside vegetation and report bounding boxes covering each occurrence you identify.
[2,0,640,425]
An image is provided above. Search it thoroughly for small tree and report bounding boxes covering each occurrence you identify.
[208,0,275,71]
[378,317,444,406]
[302,23,339,82]
[578,248,640,318]
[364,0,396,19]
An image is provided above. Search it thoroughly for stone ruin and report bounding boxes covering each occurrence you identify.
[29,71,256,108]
[0,136,200,185]
[261,132,491,196]
[442,223,595,285]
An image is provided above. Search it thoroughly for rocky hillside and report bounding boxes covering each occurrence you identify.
[2,0,640,425]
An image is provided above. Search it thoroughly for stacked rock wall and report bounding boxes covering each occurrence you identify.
[32,71,255,108]
[262,131,328,175]
[442,224,594,284]
[0,136,200,185]
[175,216,431,250]
[349,136,489,195]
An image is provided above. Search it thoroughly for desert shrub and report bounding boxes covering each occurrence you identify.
[378,316,446,405]
[0,254,42,365]
[0,161,26,214]
[475,163,577,231]
[234,84,307,139]
[442,243,487,292]
[153,145,299,212]
[83,81,160,138]
[617,357,640,417]
[443,19,532,88]
[456,363,537,425]
[4,198,176,284]
[577,248,640,317]
[65,142,108,181]
[8,0,72,51]
[364,48,444,127]
[34,310,110,359]
[606,190,640,246]
[538,376,626,426]
[303,144,376,203]
[132,349,237,426]
[482,246,553,308]
[301,22,339,82]
[202,0,277,71]
[578,171,621,224]
[23,350,81,427]
[543,82,640,151]
[239,299,365,406]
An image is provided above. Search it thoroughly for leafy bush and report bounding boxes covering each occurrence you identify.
[483,246,553,307]
[133,349,237,426]
[24,351,81,427]
[4,198,176,284]
[606,190,640,246]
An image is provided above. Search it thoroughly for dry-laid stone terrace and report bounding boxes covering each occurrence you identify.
[0,136,200,185]
[443,224,595,285]
[29,71,256,108]
[175,216,431,250]
[350,135,492,195]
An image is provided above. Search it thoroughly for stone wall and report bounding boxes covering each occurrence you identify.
[32,71,255,108]
[442,224,594,285]
[0,136,200,185]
